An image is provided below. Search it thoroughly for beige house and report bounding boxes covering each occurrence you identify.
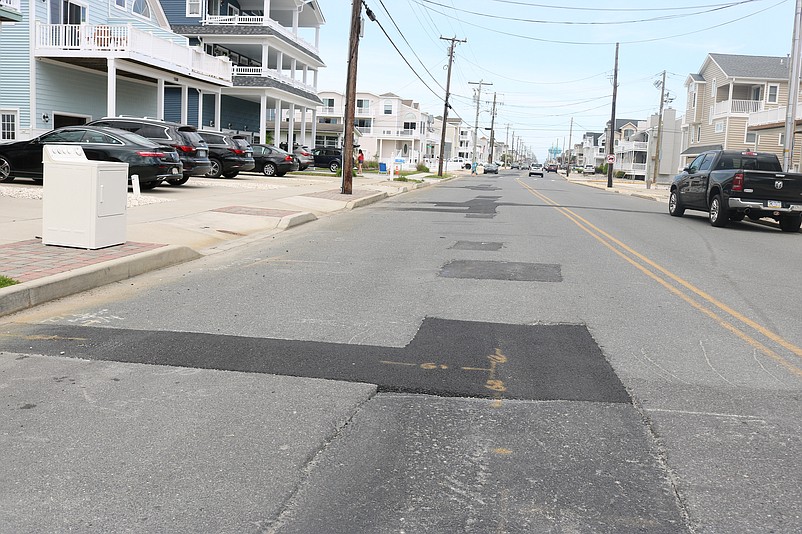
[681,53,800,169]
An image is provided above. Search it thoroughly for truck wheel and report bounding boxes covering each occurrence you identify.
[668,190,684,217]
[709,194,729,227]
[779,214,802,233]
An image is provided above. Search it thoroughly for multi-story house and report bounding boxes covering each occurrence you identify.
[162,0,324,146]
[681,53,796,167]
[315,91,450,168]
[0,0,22,24]
[581,132,604,169]
[0,0,232,142]
[0,0,23,141]
[614,109,682,181]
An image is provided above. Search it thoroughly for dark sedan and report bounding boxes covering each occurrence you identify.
[0,126,182,189]
[483,162,499,174]
[251,144,297,177]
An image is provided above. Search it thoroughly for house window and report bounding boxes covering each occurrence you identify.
[767,84,779,104]
[114,0,125,9]
[623,128,634,139]
[132,0,150,18]
[691,91,697,108]
[355,118,372,129]
[318,117,338,124]
[383,101,393,115]
[356,99,369,110]
[745,132,758,144]
[779,132,785,145]
[711,78,716,97]
[62,0,87,24]
[696,126,702,142]
[403,122,416,131]
[1,111,17,141]
[187,0,201,16]
[715,121,724,133]
[752,86,762,101]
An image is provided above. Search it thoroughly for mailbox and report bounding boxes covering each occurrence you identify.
[42,144,128,249]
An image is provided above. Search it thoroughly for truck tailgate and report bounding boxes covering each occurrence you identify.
[743,171,802,204]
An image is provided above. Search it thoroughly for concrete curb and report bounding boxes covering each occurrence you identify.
[0,245,200,317]
[278,211,317,229]
[346,192,388,210]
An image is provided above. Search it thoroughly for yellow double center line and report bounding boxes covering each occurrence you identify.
[517,178,802,378]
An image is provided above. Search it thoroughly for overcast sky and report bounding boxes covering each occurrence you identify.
[312,0,796,161]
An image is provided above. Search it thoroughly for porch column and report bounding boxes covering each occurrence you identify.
[311,109,317,148]
[315,27,320,49]
[261,44,269,75]
[274,99,282,146]
[181,85,189,124]
[262,0,270,19]
[277,51,283,78]
[214,91,222,131]
[292,9,298,34]
[156,78,164,120]
[106,58,117,117]
[300,105,307,146]
[288,103,296,147]
[303,65,308,86]
[260,94,268,145]
[291,58,297,81]
[198,90,204,128]
[313,69,318,90]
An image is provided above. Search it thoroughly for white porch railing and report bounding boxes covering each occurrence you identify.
[203,15,318,54]
[748,105,801,128]
[617,162,647,173]
[616,140,648,153]
[231,65,315,93]
[35,23,231,84]
[1,0,21,13]
[355,106,371,115]
[379,129,416,137]
[713,99,764,116]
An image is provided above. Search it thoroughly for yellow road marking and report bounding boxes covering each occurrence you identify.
[517,179,802,378]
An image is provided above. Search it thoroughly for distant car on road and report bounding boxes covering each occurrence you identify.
[546,163,558,173]
[483,162,499,174]
[583,164,596,175]
[510,162,520,169]
[529,163,543,177]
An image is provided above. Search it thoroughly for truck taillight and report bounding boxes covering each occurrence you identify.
[733,173,744,192]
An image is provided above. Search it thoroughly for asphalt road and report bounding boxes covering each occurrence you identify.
[2,170,801,533]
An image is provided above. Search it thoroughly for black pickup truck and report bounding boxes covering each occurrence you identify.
[669,149,802,232]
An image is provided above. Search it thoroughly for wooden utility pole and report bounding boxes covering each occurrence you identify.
[341,0,362,194]
[469,80,492,167]
[487,92,497,163]
[566,117,573,176]
[504,124,510,168]
[437,36,465,177]
[649,70,666,189]
[607,42,619,189]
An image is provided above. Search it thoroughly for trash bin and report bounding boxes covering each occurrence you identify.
[42,144,128,249]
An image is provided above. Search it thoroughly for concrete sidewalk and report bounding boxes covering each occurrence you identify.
[0,170,449,316]
[562,172,671,202]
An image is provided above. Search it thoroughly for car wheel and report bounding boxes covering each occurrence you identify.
[262,162,277,176]
[206,158,223,178]
[668,190,685,217]
[329,161,340,173]
[223,171,239,178]
[139,180,160,191]
[166,176,190,186]
[779,214,802,232]
[0,156,14,183]
[709,193,729,227]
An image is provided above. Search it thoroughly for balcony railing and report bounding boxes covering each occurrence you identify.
[616,162,647,173]
[748,105,801,128]
[713,99,764,117]
[615,140,648,153]
[379,129,416,137]
[203,15,318,54]
[231,65,315,93]
[1,0,21,14]
[355,106,371,115]
[35,23,231,84]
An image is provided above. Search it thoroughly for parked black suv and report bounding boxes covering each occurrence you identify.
[312,147,344,173]
[87,117,211,185]
[196,131,255,178]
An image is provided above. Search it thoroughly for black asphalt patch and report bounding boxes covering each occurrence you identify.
[450,240,504,251]
[391,195,536,218]
[439,260,563,282]
[1,318,628,403]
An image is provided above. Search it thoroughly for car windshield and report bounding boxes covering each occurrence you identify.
[179,130,206,146]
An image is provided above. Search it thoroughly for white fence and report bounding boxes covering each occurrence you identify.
[748,105,800,128]
[713,99,764,116]
[231,65,315,93]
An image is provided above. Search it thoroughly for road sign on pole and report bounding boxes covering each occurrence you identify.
[606,154,616,164]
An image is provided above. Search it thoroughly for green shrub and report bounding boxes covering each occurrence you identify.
[614,171,625,178]
[0,275,19,289]
[416,163,429,172]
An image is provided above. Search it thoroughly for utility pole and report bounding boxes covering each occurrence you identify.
[650,70,667,190]
[511,130,515,165]
[783,0,802,172]
[566,117,573,176]
[437,36,465,177]
[504,124,510,168]
[487,92,497,163]
[341,0,363,194]
[607,42,619,189]
[469,80,492,167]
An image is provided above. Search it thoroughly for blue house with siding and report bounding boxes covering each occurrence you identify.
[0,0,231,142]
[160,0,325,146]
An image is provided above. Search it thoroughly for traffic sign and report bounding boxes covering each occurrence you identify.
[606,154,616,164]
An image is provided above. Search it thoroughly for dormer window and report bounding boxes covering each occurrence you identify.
[187,0,201,16]
[132,0,151,18]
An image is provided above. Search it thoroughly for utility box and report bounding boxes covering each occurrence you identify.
[42,145,128,249]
